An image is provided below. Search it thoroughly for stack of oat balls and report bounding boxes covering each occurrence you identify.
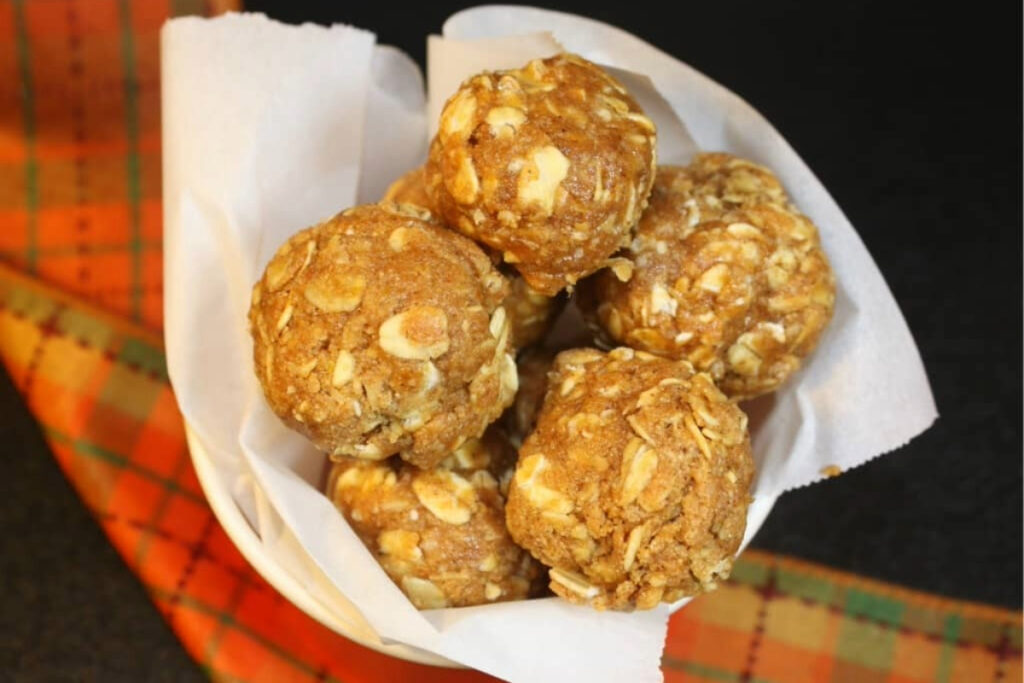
[248,54,836,612]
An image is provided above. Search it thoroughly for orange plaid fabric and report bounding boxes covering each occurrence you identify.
[0,0,232,329]
[0,2,1020,682]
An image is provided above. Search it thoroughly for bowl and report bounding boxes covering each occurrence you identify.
[185,423,778,667]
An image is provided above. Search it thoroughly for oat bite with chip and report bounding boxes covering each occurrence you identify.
[582,154,836,399]
[503,348,553,447]
[383,165,562,350]
[425,53,657,296]
[505,347,754,611]
[327,430,541,609]
[382,165,435,211]
[248,203,518,469]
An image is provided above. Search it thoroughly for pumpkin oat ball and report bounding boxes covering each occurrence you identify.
[505,347,754,610]
[425,53,657,295]
[248,203,517,469]
[504,348,554,446]
[327,429,541,609]
[381,165,435,210]
[582,155,836,399]
[383,165,561,350]
[501,275,563,350]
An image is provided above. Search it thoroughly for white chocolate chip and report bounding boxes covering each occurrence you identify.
[698,264,730,294]
[388,227,413,251]
[450,150,480,204]
[379,306,450,360]
[607,257,634,282]
[516,453,573,517]
[760,321,787,343]
[518,146,570,215]
[401,576,448,609]
[727,338,762,376]
[650,283,677,316]
[485,106,526,138]
[378,529,423,562]
[304,271,366,313]
[334,463,393,490]
[441,90,477,140]
[412,470,477,525]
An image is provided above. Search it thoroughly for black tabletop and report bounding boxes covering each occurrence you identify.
[2,2,1020,680]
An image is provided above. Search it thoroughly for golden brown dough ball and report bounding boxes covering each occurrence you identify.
[661,152,791,209]
[249,203,517,469]
[382,166,436,211]
[327,430,541,609]
[426,53,657,296]
[383,165,562,350]
[582,156,836,399]
[502,275,563,350]
[504,348,553,447]
[505,348,753,610]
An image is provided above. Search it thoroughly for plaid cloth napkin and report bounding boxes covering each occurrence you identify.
[0,1,1020,681]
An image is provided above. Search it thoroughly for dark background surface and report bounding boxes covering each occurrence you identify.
[2,1,1020,680]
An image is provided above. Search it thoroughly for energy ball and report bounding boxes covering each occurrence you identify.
[503,276,563,350]
[425,53,657,295]
[327,430,541,609]
[505,347,754,610]
[583,157,836,399]
[663,152,791,211]
[382,165,436,211]
[249,203,517,469]
[382,165,561,350]
[504,348,553,447]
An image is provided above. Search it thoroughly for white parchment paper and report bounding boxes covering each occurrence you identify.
[163,8,937,682]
